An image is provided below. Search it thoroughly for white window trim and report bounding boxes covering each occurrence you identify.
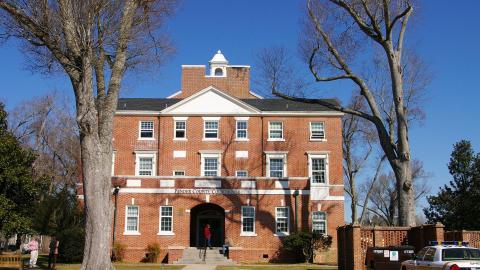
[174,120,187,140]
[173,170,186,176]
[158,206,175,236]
[235,170,248,178]
[135,151,157,176]
[235,120,249,140]
[312,211,327,235]
[274,207,290,236]
[124,205,140,235]
[111,151,116,176]
[308,154,329,186]
[138,121,155,140]
[310,122,326,141]
[200,153,222,177]
[268,121,285,141]
[266,153,287,178]
[240,206,257,236]
[203,120,220,141]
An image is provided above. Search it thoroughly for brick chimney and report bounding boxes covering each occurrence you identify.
[177,50,258,99]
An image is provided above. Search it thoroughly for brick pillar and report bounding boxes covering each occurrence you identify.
[352,225,364,270]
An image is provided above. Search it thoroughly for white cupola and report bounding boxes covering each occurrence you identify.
[209,50,228,77]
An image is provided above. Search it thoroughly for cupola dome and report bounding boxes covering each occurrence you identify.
[209,50,228,77]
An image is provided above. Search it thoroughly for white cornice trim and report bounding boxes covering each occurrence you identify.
[181,65,205,67]
[167,91,182,98]
[114,175,311,181]
[118,188,311,195]
[249,91,263,99]
[115,110,343,116]
[227,65,250,68]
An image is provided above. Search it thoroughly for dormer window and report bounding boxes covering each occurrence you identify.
[214,68,223,76]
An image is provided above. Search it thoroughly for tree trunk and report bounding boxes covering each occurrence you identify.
[73,58,115,270]
[384,41,415,227]
[394,160,415,226]
[80,134,114,270]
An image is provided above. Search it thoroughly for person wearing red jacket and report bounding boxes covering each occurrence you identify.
[203,224,212,249]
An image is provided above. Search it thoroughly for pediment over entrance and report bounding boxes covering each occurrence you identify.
[162,86,260,115]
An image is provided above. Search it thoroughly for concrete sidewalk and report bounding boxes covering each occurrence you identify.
[182,264,218,270]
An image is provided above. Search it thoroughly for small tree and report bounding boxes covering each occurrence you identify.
[424,140,480,230]
[283,231,332,263]
[0,102,44,237]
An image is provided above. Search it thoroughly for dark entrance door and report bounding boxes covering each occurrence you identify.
[190,203,225,247]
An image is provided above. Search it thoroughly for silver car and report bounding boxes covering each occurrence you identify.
[401,244,480,270]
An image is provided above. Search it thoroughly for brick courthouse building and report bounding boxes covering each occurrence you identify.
[99,51,344,263]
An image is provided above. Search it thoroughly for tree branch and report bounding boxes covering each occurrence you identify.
[309,44,353,82]
[0,1,79,82]
[396,6,412,61]
[328,0,383,42]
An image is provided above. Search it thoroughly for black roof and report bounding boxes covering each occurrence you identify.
[117,97,339,112]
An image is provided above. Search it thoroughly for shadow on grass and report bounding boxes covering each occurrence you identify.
[15,255,184,270]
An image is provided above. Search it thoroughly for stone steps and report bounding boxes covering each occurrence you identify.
[174,247,236,265]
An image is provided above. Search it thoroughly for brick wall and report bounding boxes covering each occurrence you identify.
[113,115,342,179]
[337,224,446,270]
[179,66,257,99]
[445,230,480,248]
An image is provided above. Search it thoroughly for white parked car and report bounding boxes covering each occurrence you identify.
[401,242,480,270]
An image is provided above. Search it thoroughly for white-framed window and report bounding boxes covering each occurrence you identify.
[139,121,154,139]
[312,211,327,234]
[310,122,325,140]
[174,121,186,139]
[135,152,156,176]
[308,154,328,184]
[204,120,219,139]
[266,153,287,178]
[268,121,283,140]
[241,206,255,235]
[159,206,174,235]
[275,207,289,235]
[236,120,248,139]
[125,205,140,235]
[236,170,248,177]
[201,153,221,177]
[173,170,185,176]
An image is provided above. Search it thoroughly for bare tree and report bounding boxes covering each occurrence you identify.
[364,159,431,225]
[9,92,80,190]
[259,0,431,226]
[0,1,176,269]
[343,95,376,224]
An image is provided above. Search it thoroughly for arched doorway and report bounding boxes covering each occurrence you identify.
[190,203,225,247]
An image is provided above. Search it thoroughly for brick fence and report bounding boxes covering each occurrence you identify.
[445,230,480,248]
[336,223,475,270]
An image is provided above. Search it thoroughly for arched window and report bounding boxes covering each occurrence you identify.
[214,68,223,76]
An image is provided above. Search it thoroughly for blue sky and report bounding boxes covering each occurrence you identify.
[0,1,479,221]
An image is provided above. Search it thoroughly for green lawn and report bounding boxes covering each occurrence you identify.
[10,255,337,270]
[216,264,337,270]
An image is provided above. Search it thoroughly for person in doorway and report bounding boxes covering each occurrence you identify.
[27,237,39,268]
[203,224,212,249]
[48,235,60,269]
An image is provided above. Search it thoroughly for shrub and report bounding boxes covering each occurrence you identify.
[144,242,161,263]
[57,227,85,263]
[112,242,127,262]
[283,231,332,263]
